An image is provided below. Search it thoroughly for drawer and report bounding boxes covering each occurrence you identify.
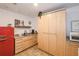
[15,39,27,44]
[15,45,27,51]
[15,47,24,53]
[15,36,37,54]
[15,38,23,41]
[15,40,31,50]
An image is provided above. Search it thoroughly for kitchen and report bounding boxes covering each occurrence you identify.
[0,3,79,56]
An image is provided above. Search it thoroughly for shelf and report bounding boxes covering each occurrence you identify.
[15,26,31,28]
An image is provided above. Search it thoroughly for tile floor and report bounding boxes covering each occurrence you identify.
[16,45,51,56]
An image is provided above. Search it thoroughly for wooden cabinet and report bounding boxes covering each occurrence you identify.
[48,13,56,34]
[48,34,57,55]
[37,15,49,33]
[37,34,44,50]
[47,13,57,55]
[37,17,43,33]
[37,10,66,56]
[37,10,79,56]
[38,33,49,52]
[56,11,66,56]
[15,35,37,54]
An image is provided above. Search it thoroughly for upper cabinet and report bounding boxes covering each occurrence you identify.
[37,13,57,34]
[48,13,56,34]
[37,15,49,33]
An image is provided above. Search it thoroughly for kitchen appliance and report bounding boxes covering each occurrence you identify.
[70,32,79,42]
[0,27,14,56]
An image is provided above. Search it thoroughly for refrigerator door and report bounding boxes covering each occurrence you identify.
[0,27,14,56]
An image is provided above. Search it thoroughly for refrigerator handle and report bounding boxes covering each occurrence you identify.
[0,39,6,42]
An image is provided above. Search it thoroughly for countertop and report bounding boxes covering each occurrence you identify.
[15,34,37,39]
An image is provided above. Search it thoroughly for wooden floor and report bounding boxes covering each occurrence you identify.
[16,45,50,56]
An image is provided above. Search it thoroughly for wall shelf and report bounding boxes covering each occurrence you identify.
[15,26,31,28]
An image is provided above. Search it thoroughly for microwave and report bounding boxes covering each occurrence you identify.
[70,32,79,42]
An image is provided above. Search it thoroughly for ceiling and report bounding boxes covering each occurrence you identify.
[0,3,79,18]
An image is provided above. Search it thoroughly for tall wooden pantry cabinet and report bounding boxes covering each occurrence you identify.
[56,10,66,56]
[37,10,66,56]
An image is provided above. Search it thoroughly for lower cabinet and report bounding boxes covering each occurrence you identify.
[38,33,57,55]
[15,35,37,54]
[37,34,44,50]
[38,33,49,52]
[38,34,79,56]
[48,34,57,55]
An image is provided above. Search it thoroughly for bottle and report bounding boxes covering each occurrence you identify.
[32,29,34,34]
[24,30,27,36]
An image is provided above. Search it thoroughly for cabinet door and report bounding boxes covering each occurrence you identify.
[37,15,49,33]
[37,34,44,49]
[37,17,43,33]
[48,34,57,55]
[56,10,66,56]
[43,34,49,52]
[37,33,49,52]
[48,13,56,34]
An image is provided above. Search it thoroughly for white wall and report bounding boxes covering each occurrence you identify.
[66,5,79,36]
[1,5,79,36]
[0,8,37,35]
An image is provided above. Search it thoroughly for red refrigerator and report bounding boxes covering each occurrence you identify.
[0,27,14,56]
